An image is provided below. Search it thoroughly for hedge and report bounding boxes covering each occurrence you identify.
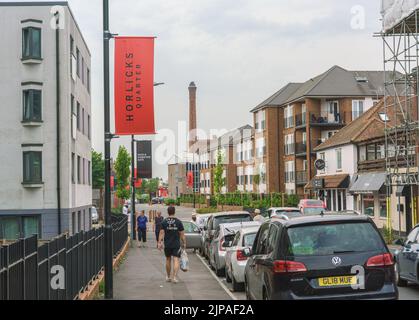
[179,192,300,209]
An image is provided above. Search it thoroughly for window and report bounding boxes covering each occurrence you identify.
[23,151,42,184]
[255,224,270,255]
[379,112,390,122]
[336,148,342,171]
[256,138,266,158]
[284,105,294,128]
[71,96,77,139]
[83,158,86,184]
[71,153,75,184]
[87,68,91,93]
[88,115,91,140]
[76,48,80,77]
[23,90,42,122]
[22,27,41,59]
[81,57,85,84]
[363,195,375,216]
[70,36,76,80]
[81,108,85,135]
[379,195,387,218]
[0,216,40,240]
[367,144,376,161]
[285,161,295,183]
[352,100,364,120]
[285,134,295,155]
[77,102,81,130]
[77,156,81,184]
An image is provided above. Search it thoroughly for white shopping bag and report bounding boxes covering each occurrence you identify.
[180,249,189,272]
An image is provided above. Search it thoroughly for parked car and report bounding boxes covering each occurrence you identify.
[181,220,202,251]
[91,206,99,225]
[151,197,161,205]
[394,224,419,287]
[202,212,253,261]
[267,207,301,219]
[225,226,260,291]
[298,199,326,215]
[209,221,261,276]
[244,213,398,300]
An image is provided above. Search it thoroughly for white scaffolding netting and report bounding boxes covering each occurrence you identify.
[382,0,419,31]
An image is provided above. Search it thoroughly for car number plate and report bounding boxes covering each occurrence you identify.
[318,276,357,287]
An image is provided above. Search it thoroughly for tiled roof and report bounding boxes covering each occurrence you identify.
[250,83,302,113]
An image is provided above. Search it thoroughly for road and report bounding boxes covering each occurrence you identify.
[115,204,419,301]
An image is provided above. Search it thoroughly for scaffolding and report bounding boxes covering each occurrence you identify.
[380,9,419,233]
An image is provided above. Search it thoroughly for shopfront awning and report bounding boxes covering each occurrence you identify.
[349,172,387,194]
[305,174,350,190]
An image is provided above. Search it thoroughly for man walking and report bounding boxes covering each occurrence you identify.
[137,210,148,248]
[154,211,164,248]
[158,206,186,283]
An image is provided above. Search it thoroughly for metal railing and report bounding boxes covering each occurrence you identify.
[0,214,128,300]
[296,171,308,185]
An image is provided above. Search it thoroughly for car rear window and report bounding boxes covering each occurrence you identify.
[303,207,325,215]
[213,215,252,229]
[243,233,257,247]
[286,222,386,256]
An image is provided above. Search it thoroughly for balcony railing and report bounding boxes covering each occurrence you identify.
[296,171,308,185]
[309,112,348,126]
[295,113,307,127]
[295,140,322,156]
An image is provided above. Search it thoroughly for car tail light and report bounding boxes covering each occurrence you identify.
[273,260,307,273]
[366,253,394,267]
[237,250,247,261]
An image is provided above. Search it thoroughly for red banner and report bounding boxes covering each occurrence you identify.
[187,171,194,188]
[114,37,155,135]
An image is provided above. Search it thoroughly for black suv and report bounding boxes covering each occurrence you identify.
[244,214,398,300]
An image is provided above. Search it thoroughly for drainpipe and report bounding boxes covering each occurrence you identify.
[55,12,62,235]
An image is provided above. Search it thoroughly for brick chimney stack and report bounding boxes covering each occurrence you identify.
[189,81,197,149]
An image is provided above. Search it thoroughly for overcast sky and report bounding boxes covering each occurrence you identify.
[5,0,384,180]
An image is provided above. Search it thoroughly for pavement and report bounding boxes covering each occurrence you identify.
[113,205,234,300]
[113,204,419,301]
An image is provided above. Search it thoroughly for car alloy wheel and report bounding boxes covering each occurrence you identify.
[225,267,232,283]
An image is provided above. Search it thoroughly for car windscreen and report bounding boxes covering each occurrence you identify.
[303,207,324,215]
[213,215,252,230]
[286,222,386,256]
[243,233,257,247]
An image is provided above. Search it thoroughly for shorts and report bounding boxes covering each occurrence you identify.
[164,247,181,258]
[138,229,147,243]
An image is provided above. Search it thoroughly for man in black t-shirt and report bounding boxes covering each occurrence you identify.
[158,206,186,283]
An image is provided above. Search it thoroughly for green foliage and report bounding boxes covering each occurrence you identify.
[136,178,160,196]
[114,146,131,201]
[164,198,177,206]
[213,150,226,204]
[92,150,105,189]
[381,225,395,245]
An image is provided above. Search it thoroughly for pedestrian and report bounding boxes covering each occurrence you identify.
[154,211,164,248]
[253,209,264,223]
[158,206,186,284]
[137,210,148,248]
[191,212,197,224]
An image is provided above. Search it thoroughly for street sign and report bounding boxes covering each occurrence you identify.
[315,159,326,171]
[313,178,325,189]
[136,141,152,179]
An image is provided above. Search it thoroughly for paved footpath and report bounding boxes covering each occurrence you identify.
[113,205,233,301]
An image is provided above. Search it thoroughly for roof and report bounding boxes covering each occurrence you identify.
[216,125,254,148]
[284,66,394,104]
[250,83,302,113]
[271,214,372,228]
[314,96,406,152]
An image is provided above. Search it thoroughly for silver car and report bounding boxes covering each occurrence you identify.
[209,221,261,277]
[225,226,260,291]
[181,220,202,250]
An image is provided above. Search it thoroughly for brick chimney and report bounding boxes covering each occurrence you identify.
[189,81,197,149]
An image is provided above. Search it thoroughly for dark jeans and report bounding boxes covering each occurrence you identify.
[138,229,147,243]
[155,228,162,241]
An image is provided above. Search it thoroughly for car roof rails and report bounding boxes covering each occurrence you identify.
[274,214,290,221]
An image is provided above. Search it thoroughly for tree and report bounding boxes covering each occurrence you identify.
[114,146,131,200]
[136,178,160,197]
[92,150,105,189]
[213,149,225,205]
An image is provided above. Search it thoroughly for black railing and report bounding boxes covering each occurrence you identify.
[295,140,322,155]
[295,114,307,127]
[0,215,128,300]
[309,112,348,126]
[296,171,308,185]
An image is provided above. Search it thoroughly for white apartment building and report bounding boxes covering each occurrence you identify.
[0,2,92,240]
